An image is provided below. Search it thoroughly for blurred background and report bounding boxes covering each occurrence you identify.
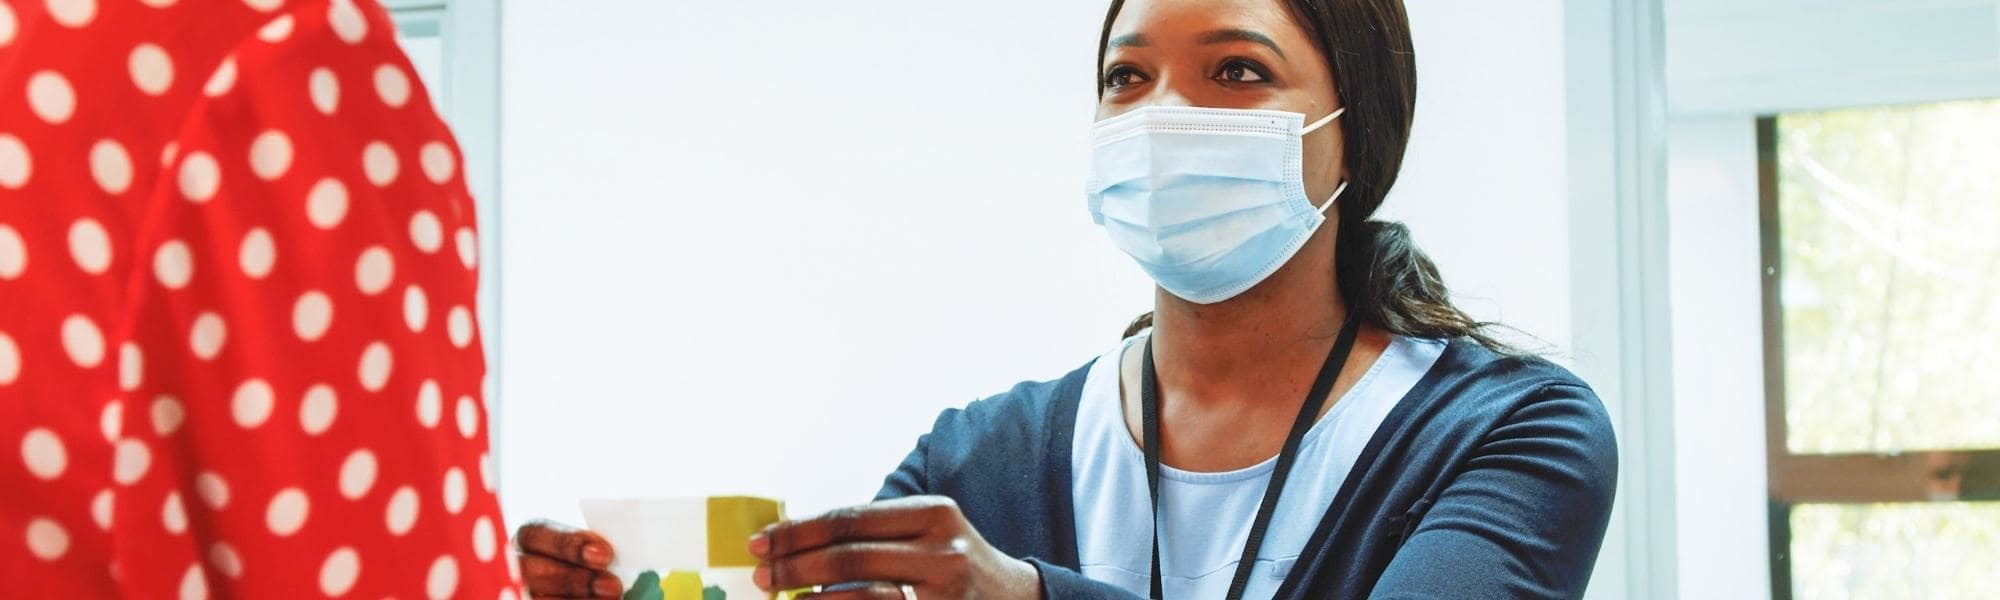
[381,0,1999,597]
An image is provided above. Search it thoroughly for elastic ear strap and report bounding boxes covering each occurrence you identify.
[1316,180,1349,215]
[1302,107,1346,134]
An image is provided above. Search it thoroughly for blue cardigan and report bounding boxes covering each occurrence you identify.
[874,339,1618,599]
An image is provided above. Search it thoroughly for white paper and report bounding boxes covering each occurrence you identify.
[579,497,711,584]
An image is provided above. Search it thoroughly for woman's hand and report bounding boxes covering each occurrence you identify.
[515,520,625,599]
[748,496,1042,599]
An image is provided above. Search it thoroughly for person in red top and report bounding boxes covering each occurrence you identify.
[0,0,518,597]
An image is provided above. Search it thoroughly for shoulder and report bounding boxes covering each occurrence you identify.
[1395,338,1616,470]
[921,358,1096,458]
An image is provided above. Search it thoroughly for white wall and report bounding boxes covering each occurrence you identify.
[1665,115,1771,598]
[491,0,1586,541]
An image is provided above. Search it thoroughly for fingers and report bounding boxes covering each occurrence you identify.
[752,496,961,560]
[515,519,613,569]
[519,553,622,599]
[755,541,954,592]
[798,582,910,600]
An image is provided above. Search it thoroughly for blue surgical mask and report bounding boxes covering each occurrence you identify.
[1086,106,1347,304]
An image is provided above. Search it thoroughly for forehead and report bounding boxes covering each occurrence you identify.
[1107,0,1310,43]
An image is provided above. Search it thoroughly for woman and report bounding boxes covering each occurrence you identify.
[519,0,1616,597]
[1,0,515,597]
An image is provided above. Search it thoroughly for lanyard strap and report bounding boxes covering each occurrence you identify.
[1142,314,1362,600]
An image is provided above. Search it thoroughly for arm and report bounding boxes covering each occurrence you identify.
[1369,384,1619,599]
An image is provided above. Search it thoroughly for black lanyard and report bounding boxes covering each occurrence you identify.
[1141,314,1362,600]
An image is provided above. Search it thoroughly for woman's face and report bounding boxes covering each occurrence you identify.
[1098,0,1348,200]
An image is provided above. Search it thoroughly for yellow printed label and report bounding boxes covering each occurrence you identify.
[706,496,783,568]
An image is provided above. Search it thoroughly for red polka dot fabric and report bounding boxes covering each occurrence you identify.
[0,1,517,598]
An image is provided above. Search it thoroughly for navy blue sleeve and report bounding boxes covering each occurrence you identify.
[1027,559,1148,600]
[874,418,936,501]
[1368,383,1619,599]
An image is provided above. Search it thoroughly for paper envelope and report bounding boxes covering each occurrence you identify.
[580,496,786,600]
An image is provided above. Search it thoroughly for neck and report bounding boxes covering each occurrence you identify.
[1148,234,1347,405]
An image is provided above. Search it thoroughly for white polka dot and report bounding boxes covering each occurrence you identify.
[232,379,274,428]
[113,438,151,485]
[189,312,226,360]
[0,2,15,47]
[179,152,220,202]
[0,332,18,386]
[44,0,94,27]
[338,449,376,500]
[479,453,494,492]
[46,0,95,27]
[90,489,114,530]
[208,543,242,580]
[179,563,207,600]
[138,0,174,8]
[22,429,66,480]
[362,141,399,187]
[119,342,142,392]
[151,395,186,436]
[0,226,22,281]
[375,63,411,108]
[455,397,480,439]
[306,178,349,229]
[26,71,75,124]
[403,286,430,332]
[100,400,123,441]
[319,547,360,596]
[442,467,468,514]
[385,486,419,535]
[154,240,194,289]
[248,130,292,181]
[358,342,392,392]
[0,135,29,190]
[194,471,229,509]
[355,246,394,295]
[242,0,280,12]
[257,14,293,42]
[419,142,455,184]
[416,380,442,428]
[265,488,308,536]
[447,306,473,349]
[455,228,478,269]
[292,291,334,341]
[328,0,367,42]
[426,555,459,600]
[160,141,179,168]
[90,139,134,195]
[68,219,111,275]
[472,516,498,561]
[501,589,519,600]
[202,57,237,97]
[61,314,105,368]
[162,491,188,534]
[309,68,340,115]
[238,229,275,279]
[408,211,443,253]
[129,43,174,96]
[300,385,338,435]
[25,517,69,561]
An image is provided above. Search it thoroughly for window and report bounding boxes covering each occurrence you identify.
[1760,100,2000,599]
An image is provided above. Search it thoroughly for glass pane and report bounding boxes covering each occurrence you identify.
[1790,502,2000,599]
[1775,99,2000,454]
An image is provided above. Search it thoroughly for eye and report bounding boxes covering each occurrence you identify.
[1214,59,1271,84]
[1102,65,1150,90]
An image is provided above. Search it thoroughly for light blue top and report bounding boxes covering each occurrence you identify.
[1069,334,1446,599]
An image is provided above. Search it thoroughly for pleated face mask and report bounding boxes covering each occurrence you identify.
[1086,105,1347,304]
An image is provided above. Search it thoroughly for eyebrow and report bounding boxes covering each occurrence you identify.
[1199,29,1286,59]
[1105,30,1287,59]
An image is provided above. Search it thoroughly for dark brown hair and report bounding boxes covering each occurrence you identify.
[1100,0,1511,350]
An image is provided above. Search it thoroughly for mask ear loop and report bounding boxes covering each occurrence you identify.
[1302,107,1346,135]
[1316,180,1349,215]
